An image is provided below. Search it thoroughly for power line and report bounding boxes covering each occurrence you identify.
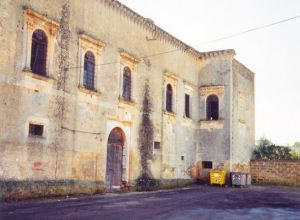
[196,15,300,46]
[66,15,300,70]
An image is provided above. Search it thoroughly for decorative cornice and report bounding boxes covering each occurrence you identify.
[198,49,236,60]
[199,119,224,130]
[25,8,59,35]
[80,34,105,49]
[102,0,233,60]
[199,85,225,97]
[120,51,140,65]
[164,72,178,81]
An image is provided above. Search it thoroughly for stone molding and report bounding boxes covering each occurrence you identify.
[25,9,59,36]
[199,85,224,98]
[78,86,101,97]
[118,97,136,107]
[78,34,105,91]
[163,110,176,118]
[120,51,140,66]
[102,0,235,60]
[23,8,59,77]
[23,71,54,84]
[199,119,224,130]
[199,49,236,60]
[163,72,178,114]
[79,34,105,55]
[164,72,178,86]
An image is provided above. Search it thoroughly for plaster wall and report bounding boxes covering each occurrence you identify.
[0,0,254,185]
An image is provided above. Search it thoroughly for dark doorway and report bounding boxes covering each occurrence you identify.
[206,95,219,120]
[106,128,125,189]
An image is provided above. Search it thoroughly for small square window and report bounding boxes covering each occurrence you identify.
[202,161,213,169]
[181,156,184,161]
[29,123,44,137]
[154,141,161,150]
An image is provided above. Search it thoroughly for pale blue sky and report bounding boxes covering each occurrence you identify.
[120,0,300,145]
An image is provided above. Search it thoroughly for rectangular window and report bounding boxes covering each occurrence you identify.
[154,141,161,150]
[29,123,44,137]
[202,161,213,169]
[185,94,190,118]
[181,156,185,161]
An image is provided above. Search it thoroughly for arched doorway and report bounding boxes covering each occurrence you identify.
[106,127,125,188]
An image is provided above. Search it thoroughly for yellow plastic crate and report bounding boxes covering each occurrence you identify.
[210,170,227,186]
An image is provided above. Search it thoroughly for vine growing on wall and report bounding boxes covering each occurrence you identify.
[52,1,71,179]
[136,80,159,190]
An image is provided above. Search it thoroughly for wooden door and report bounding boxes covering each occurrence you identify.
[106,128,124,188]
[106,144,123,187]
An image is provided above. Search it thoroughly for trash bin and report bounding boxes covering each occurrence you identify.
[210,170,227,186]
[231,172,246,187]
[246,173,251,186]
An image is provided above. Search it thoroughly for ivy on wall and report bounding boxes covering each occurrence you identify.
[136,80,160,190]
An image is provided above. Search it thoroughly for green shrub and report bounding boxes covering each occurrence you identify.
[253,137,292,160]
[135,173,160,191]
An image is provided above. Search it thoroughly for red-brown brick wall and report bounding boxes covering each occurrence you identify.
[250,160,300,186]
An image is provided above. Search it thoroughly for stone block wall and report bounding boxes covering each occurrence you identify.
[250,160,300,186]
[232,59,255,173]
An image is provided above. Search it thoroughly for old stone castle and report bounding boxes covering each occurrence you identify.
[0,0,254,189]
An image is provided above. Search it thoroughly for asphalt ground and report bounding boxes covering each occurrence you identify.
[1,185,300,220]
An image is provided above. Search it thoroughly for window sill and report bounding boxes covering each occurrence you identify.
[27,135,46,142]
[163,110,176,117]
[199,119,224,130]
[183,115,193,121]
[23,70,54,83]
[78,86,101,96]
[118,97,136,106]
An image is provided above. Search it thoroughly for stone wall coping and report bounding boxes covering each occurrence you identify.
[103,0,235,60]
[251,160,300,163]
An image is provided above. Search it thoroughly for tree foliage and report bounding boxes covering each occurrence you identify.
[138,80,154,175]
[253,137,292,160]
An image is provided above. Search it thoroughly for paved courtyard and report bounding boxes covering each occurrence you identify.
[1,185,300,220]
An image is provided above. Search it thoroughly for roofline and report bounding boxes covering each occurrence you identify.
[103,0,235,59]
[199,49,236,60]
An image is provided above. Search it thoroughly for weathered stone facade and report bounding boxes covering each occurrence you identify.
[0,0,254,189]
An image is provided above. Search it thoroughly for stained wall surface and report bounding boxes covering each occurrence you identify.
[0,0,254,184]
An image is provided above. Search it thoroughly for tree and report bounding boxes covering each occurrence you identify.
[253,136,292,160]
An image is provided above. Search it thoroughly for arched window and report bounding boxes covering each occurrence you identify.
[166,84,173,112]
[83,51,95,90]
[206,95,219,120]
[122,67,131,101]
[30,29,48,76]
